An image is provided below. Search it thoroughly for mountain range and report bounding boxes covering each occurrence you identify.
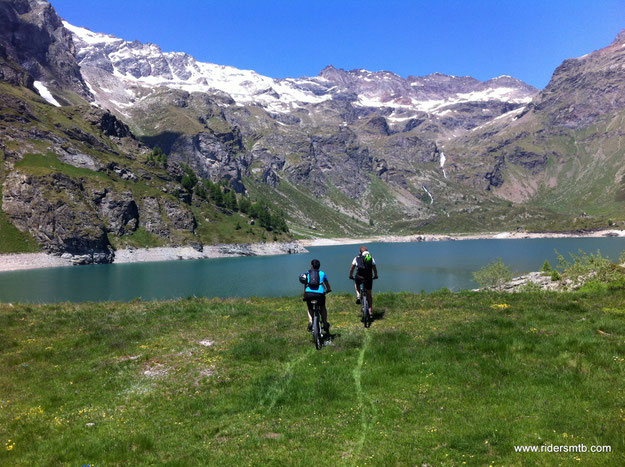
[0,0,623,262]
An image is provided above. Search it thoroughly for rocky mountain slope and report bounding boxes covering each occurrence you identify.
[0,0,623,261]
[442,30,625,227]
[60,17,541,236]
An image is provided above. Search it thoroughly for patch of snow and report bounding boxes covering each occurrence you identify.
[439,152,448,179]
[493,106,525,121]
[423,185,434,205]
[109,99,132,108]
[84,80,97,96]
[33,81,61,106]
[454,87,532,104]
[386,115,414,122]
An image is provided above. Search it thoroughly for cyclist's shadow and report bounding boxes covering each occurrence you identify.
[318,331,340,346]
[371,310,385,322]
[359,310,386,327]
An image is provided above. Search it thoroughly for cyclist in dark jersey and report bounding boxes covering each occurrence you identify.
[348,246,378,319]
[301,259,331,333]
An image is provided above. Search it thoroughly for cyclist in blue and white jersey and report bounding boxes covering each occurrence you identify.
[300,259,331,333]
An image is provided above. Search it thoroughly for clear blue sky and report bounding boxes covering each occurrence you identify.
[51,0,625,89]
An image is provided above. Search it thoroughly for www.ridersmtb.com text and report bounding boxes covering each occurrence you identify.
[514,444,611,453]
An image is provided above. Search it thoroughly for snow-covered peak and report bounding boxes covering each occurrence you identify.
[63,21,121,46]
[64,20,331,113]
[62,19,538,121]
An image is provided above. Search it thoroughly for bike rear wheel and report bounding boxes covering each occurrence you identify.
[312,310,322,350]
[362,296,369,327]
[360,285,370,328]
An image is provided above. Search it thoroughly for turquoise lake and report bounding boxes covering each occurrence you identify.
[1,237,624,303]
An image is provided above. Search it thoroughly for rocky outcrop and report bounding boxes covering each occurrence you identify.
[92,189,139,235]
[0,43,34,89]
[169,131,246,193]
[82,107,134,139]
[2,171,113,261]
[139,196,195,237]
[485,157,506,190]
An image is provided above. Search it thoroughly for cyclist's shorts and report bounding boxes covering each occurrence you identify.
[303,292,325,310]
[355,275,373,290]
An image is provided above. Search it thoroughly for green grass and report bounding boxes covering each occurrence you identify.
[192,203,291,244]
[0,213,40,253]
[247,178,375,238]
[1,291,624,465]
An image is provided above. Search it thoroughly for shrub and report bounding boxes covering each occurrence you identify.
[147,147,167,167]
[550,270,561,282]
[541,260,552,272]
[473,258,513,290]
[180,164,198,192]
[555,249,625,289]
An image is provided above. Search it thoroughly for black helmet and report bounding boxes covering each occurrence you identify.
[299,273,308,284]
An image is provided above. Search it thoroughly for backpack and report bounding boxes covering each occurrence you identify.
[307,269,320,289]
[356,253,373,278]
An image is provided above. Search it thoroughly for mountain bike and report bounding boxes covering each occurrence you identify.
[352,277,374,328]
[309,298,326,350]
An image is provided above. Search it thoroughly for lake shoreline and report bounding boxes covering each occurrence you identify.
[0,229,623,273]
[298,228,625,247]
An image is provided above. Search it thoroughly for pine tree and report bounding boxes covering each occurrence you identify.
[224,190,238,211]
[238,197,251,214]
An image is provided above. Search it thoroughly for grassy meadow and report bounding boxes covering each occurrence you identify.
[1,290,624,465]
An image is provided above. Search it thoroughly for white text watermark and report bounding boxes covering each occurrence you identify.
[514,444,611,453]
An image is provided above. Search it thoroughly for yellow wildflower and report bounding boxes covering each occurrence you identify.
[490,304,510,310]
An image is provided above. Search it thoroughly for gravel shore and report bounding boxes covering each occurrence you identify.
[297,229,625,247]
[0,242,307,272]
[0,253,73,272]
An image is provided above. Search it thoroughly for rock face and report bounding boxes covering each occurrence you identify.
[0,0,90,99]
[531,31,625,129]
[93,189,139,236]
[0,43,34,89]
[2,171,113,261]
[169,131,246,193]
[443,27,625,212]
[138,197,195,238]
